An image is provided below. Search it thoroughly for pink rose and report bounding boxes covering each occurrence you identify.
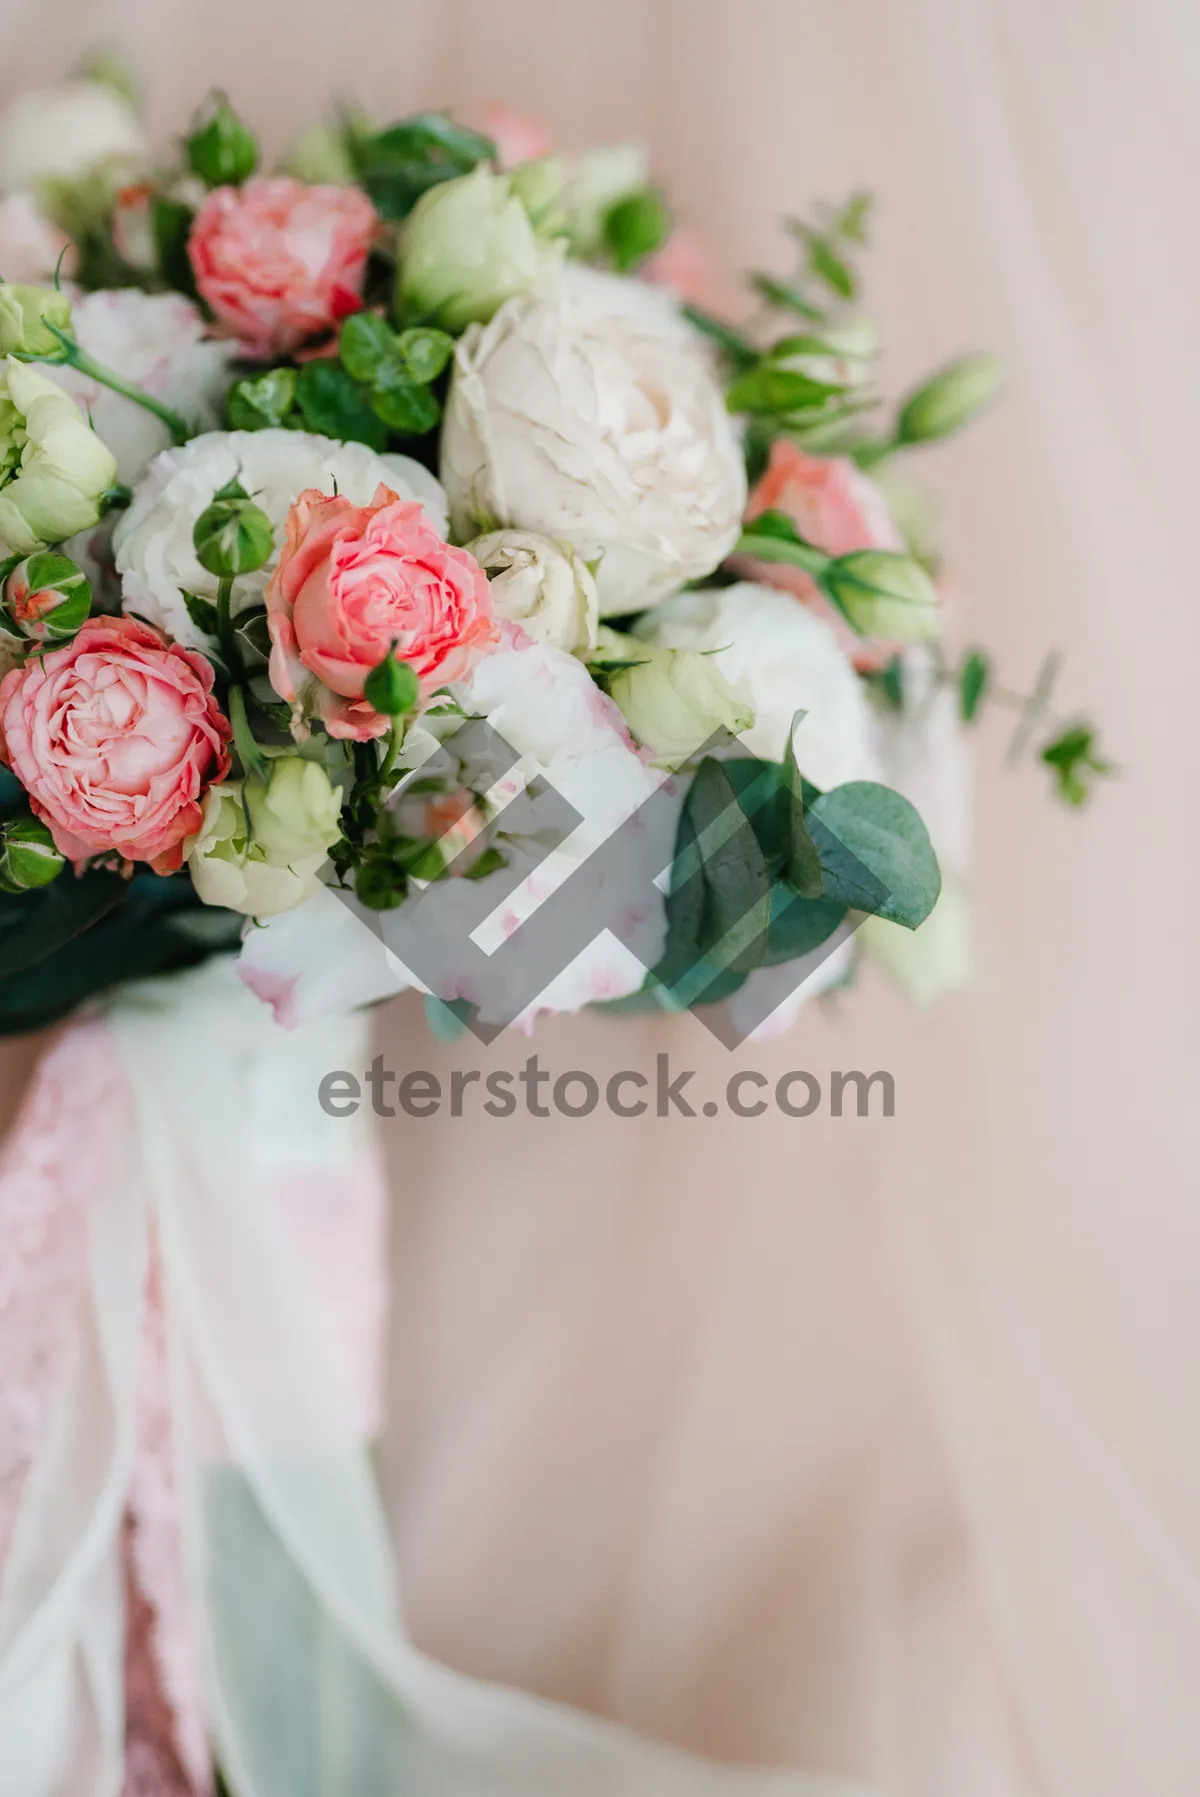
[188,177,377,357]
[741,439,907,671]
[0,615,231,873]
[266,484,498,741]
[475,105,552,169]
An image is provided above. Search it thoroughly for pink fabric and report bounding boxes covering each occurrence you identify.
[0,1013,388,1793]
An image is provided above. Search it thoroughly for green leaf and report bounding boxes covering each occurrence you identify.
[0,873,241,1036]
[603,188,671,273]
[368,369,440,435]
[1040,722,1113,807]
[805,232,855,300]
[734,516,829,580]
[295,360,387,450]
[226,367,297,431]
[761,886,847,966]
[338,311,397,383]
[151,197,198,300]
[834,191,873,243]
[807,781,941,929]
[959,649,990,722]
[749,273,823,321]
[397,326,455,385]
[686,758,772,977]
[782,725,824,898]
[182,591,220,637]
[349,112,496,221]
[726,365,847,416]
[0,868,126,979]
[680,305,758,370]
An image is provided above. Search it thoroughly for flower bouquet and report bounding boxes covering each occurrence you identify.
[0,84,1107,1043]
[0,71,1110,1797]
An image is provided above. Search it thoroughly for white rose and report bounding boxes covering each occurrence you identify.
[47,291,236,486]
[466,528,598,655]
[188,780,331,918]
[0,80,147,190]
[0,191,69,283]
[637,582,881,790]
[114,428,449,651]
[440,266,747,616]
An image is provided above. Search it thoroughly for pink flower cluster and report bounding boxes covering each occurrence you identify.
[266,484,498,740]
[0,616,231,872]
[189,177,377,357]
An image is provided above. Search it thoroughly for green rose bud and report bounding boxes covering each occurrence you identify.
[896,353,1004,445]
[244,756,343,867]
[822,550,940,643]
[507,156,567,233]
[363,646,421,716]
[603,187,671,273]
[605,633,754,767]
[0,357,118,554]
[188,771,338,917]
[4,550,91,643]
[282,122,357,187]
[0,284,72,358]
[397,165,566,333]
[0,817,65,893]
[193,492,274,578]
[186,93,259,186]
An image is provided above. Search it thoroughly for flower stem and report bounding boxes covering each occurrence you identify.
[20,325,192,445]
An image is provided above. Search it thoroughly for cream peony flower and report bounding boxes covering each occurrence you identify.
[113,427,449,652]
[47,290,236,485]
[466,528,598,656]
[0,80,147,191]
[635,581,881,790]
[440,266,747,616]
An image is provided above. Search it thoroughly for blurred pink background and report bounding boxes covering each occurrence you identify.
[1,2,1198,1792]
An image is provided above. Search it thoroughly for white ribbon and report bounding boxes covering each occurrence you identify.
[0,959,884,1797]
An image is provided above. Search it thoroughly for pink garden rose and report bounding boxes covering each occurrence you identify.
[741,439,908,671]
[0,615,231,872]
[189,177,377,356]
[643,227,718,308]
[266,483,498,740]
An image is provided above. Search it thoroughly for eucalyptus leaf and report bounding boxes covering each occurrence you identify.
[808,781,941,928]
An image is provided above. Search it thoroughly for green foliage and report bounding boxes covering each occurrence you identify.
[182,591,220,637]
[726,365,846,417]
[225,368,297,431]
[187,93,259,186]
[806,781,941,928]
[151,197,199,301]
[603,188,671,272]
[294,360,388,451]
[959,648,990,721]
[0,872,242,1036]
[1040,722,1112,806]
[348,112,497,221]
